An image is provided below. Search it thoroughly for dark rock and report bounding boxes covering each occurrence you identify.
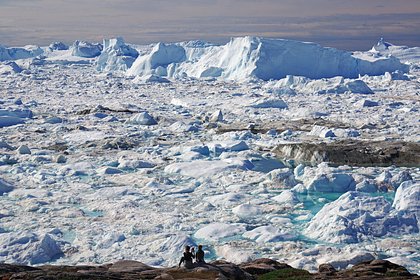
[0,258,418,280]
[347,259,414,277]
[240,258,291,275]
[108,260,155,273]
[318,263,337,274]
[274,140,420,167]
[0,263,41,274]
[314,259,419,279]
[210,260,254,280]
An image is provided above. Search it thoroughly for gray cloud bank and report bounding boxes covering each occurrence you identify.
[0,0,419,50]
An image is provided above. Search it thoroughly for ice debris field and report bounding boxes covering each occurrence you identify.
[0,36,419,274]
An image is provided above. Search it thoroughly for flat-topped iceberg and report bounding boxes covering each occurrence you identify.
[127,36,408,81]
[0,45,43,61]
[71,40,102,58]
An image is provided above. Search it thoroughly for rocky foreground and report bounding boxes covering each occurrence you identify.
[1,258,419,280]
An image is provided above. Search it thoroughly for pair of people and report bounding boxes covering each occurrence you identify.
[178,245,205,268]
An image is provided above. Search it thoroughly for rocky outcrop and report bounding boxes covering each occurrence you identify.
[316,259,419,279]
[273,140,420,167]
[0,258,418,280]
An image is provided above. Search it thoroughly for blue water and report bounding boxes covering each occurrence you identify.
[62,230,77,243]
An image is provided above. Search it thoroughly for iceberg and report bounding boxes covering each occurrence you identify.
[71,40,102,58]
[194,222,246,242]
[96,37,139,72]
[175,36,408,81]
[370,38,420,64]
[0,45,43,61]
[392,182,420,216]
[304,192,419,243]
[127,42,186,77]
[0,61,22,74]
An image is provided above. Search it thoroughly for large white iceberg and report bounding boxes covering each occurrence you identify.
[96,37,139,72]
[392,182,420,220]
[71,40,102,58]
[304,192,418,243]
[0,45,43,61]
[176,37,407,81]
[127,42,186,77]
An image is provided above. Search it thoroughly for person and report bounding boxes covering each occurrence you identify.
[178,245,195,268]
[195,244,205,264]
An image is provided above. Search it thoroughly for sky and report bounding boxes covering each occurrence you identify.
[0,0,419,50]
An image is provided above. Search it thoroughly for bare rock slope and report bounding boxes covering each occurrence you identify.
[0,258,418,280]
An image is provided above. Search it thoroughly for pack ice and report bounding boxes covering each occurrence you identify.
[0,36,419,275]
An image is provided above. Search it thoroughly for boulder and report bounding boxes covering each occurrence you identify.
[108,260,154,273]
[240,258,291,275]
